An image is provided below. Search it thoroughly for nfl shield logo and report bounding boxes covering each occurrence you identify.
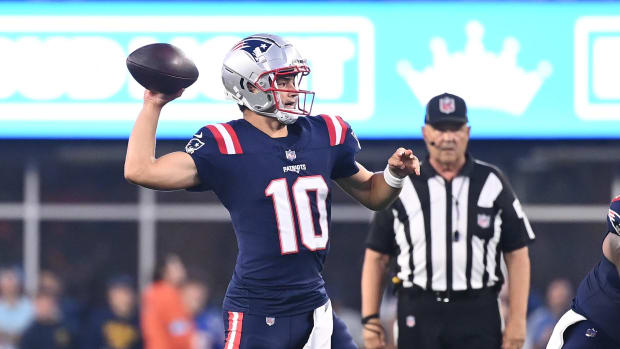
[477,214,491,229]
[406,315,416,328]
[439,96,456,114]
[285,149,296,161]
[266,317,275,326]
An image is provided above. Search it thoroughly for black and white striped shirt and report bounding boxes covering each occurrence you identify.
[367,155,535,292]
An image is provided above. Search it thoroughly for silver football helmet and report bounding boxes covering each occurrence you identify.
[221,33,314,124]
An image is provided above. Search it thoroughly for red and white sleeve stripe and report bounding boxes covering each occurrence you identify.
[206,124,244,154]
[320,114,348,146]
[225,311,244,349]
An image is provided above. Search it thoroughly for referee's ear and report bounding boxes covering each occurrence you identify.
[421,125,430,141]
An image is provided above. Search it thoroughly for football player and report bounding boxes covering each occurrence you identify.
[546,195,620,349]
[124,33,420,349]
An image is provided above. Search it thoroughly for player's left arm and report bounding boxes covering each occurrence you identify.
[502,246,530,349]
[494,172,532,349]
[335,148,420,211]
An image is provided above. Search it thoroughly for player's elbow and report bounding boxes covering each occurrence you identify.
[124,167,140,185]
[367,196,397,211]
[361,200,388,212]
[366,203,384,211]
[124,163,147,185]
[372,201,390,211]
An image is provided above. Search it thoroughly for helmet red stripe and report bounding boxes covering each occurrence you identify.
[206,125,228,154]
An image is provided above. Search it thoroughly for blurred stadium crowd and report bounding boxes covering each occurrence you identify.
[0,254,579,349]
[0,254,226,349]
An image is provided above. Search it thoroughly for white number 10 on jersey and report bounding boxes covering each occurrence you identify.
[265,175,329,254]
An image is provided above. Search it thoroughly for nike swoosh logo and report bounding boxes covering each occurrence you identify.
[194,132,203,138]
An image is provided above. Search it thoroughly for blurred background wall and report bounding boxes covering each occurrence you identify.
[1,138,617,310]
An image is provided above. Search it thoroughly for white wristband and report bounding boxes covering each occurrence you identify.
[383,164,404,188]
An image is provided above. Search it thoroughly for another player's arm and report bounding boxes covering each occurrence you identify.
[361,248,390,349]
[335,148,420,211]
[124,90,200,190]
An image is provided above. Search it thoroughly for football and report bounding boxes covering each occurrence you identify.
[126,43,199,94]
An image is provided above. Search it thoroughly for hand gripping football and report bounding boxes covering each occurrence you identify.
[126,43,199,94]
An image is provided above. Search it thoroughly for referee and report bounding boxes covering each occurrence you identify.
[361,93,535,349]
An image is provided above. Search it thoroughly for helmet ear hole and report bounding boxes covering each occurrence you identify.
[246,82,258,93]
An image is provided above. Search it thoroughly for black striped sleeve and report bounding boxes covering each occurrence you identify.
[493,168,535,252]
[366,207,397,256]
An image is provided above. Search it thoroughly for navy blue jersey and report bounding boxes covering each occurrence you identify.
[184,115,361,316]
[571,250,620,344]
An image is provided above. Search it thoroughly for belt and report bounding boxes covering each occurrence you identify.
[401,284,499,303]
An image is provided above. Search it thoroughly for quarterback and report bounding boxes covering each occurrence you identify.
[547,195,620,349]
[124,33,420,349]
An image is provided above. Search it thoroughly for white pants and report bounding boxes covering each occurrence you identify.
[303,300,334,349]
[546,309,587,349]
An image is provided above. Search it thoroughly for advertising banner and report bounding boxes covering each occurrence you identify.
[1,2,619,138]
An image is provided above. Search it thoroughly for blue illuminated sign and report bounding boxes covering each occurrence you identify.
[0,2,619,139]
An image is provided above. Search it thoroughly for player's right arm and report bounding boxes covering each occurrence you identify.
[124,90,200,190]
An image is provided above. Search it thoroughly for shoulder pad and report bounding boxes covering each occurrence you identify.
[205,123,244,155]
[319,114,349,146]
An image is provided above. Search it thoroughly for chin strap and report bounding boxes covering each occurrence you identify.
[248,103,300,125]
[275,110,299,125]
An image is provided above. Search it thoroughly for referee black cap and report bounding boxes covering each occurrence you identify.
[425,92,468,125]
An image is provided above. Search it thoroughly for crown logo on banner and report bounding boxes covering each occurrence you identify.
[397,21,552,116]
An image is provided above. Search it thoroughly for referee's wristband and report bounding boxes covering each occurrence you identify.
[361,313,380,324]
[383,165,404,188]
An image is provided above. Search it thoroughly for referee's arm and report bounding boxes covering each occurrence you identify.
[503,246,530,349]
[496,177,535,349]
[361,209,397,349]
[361,249,389,347]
